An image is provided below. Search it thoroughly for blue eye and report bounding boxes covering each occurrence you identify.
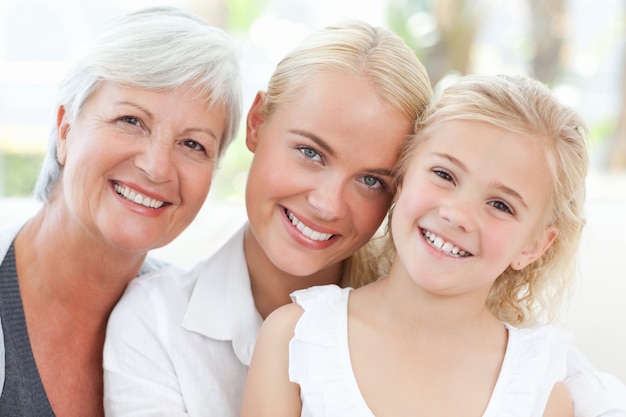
[357,175,390,192]
[299,147,322,161]
[361,175,387,190]
[363,176,379,187]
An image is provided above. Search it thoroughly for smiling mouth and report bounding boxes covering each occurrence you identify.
[113,182,166,209]
[286,209,334,241]
[421,228,472,257]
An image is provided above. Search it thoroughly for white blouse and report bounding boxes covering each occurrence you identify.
[289,285,626,417]
[103,222,262,417]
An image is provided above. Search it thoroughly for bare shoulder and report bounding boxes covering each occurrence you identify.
[543,382,574,417]
[252,302,305,358]
[261,303,304,338]
[241,303,304,417]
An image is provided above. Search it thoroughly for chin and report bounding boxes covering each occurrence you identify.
[107,232,162,255]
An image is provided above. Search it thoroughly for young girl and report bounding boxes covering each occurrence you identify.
[241,74,592,416]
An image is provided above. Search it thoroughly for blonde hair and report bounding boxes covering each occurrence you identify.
[389,74,589,326]
[258,20,432,288]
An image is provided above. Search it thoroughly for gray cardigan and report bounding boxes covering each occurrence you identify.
[0,221,25,396]
[0,221,169,397]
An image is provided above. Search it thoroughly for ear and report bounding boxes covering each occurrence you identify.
[56,105,71,166]
[246,91,267,153]
[511,225,558,270]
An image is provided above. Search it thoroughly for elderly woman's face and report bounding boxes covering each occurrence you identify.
[55,81,227,253]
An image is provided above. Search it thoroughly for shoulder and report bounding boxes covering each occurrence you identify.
[108,265,193,338]
[290,284,350,308]
[508,323,571,348]
[121,265,190,309]
[564,343,626,412]
[0,221,25,260]
[505,324,571,374]
[261,303,304,341]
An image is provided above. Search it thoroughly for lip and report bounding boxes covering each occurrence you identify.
[280,206,339,250]
[110,180,171,217]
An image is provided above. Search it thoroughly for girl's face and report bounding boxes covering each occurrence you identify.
[391,120,556,298]
[245,71,413,277]
[56,81,227,255]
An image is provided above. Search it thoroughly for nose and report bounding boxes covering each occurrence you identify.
[438,194,477,233]
[307,175,348,221]
[134,139,175,183]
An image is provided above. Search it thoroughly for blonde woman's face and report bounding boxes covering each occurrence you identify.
[244,71,413,278]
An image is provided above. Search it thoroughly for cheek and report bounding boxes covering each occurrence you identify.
[483,224,528,265]
[350,195,392,238]
[394,185,426,221]
[247,149,310,201]
[181,166,215,212]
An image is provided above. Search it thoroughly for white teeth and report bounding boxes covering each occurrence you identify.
[113,183,165,209]
[287,210,333,241]
[422,229,470,257]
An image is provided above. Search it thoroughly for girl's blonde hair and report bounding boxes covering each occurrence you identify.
[258,20,433,288]
[389,74,589,326]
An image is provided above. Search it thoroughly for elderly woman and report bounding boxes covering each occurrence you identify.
[0,6,241,416]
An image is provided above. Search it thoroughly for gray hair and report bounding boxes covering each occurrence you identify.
[35,6,242,202]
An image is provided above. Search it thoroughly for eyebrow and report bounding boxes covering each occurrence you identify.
[433,152,528,209]
[116,100,154,119]
[290,129,335,157]
[116,100,219,140]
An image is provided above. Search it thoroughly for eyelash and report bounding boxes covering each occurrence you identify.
[433,168,454,184]
[360,175,388,191]
[489,200,513,214]
[183,139,206,153]
[120,115,142,127]
[298,146,322,162]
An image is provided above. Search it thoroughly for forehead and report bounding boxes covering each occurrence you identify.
[417,120,553,200]
[276,71,412,161]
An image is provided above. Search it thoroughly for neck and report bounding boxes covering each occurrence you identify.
[243,225,343,319]
[15,208,146,328]
[373,262,500,336]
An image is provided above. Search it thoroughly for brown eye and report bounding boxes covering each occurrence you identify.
[121,116,142,127]
[183,140,206,153]
[490,200,513,214]
[433,169,454,183]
